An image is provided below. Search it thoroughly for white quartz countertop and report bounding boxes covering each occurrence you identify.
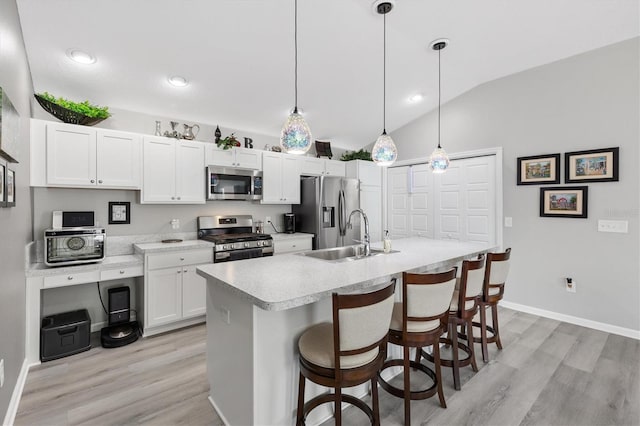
[134,239,213,254]
[26,254,143,278]
[197,237,493,311]
[268,232,314,241]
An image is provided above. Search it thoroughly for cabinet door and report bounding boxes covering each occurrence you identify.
[207,145,235,167]
[261,152,284,203]
[281,155,302,204]
[360,185,383,243]
[142,137,176,203]
[96,131,141,188]
[409,164,434,238]
[181,265,207,318]
[387,166,410,238]
[146,268,182,327]
[46,123,96,187]
[324,160,346,177]
[235,148,262,170]
[176,141,205,203]
[300,157,324,176]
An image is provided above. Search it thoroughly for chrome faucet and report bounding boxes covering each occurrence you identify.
[347,209,370,256]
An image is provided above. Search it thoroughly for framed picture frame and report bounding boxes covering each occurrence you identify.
[315,140,333,159]
[5,168,15,207]
[564,147,619,183]
[0,163,6,207]
[517,153,561,185]
[108,201,130,224]
[540,186,588,218]
[0,86,21,163]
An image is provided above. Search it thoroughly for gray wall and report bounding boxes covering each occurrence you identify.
[390,38,640,331]
[0,0,33,417]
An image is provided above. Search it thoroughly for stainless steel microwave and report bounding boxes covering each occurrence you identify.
[207,166,263,201]
[45,228,106,266]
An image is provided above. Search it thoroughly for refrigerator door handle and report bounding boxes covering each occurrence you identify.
[338,189,346,236]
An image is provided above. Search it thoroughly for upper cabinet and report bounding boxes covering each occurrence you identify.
[300,157,346,177]
[141,137,205,204]
[32,120,141,189]
[206,145,261,170]
[261,151,301,204]
[345,160,383,242]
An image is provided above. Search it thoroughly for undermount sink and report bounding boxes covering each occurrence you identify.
[298,245,398,262]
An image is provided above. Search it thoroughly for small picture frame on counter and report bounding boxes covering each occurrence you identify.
[108,201,130,224]
[0,163,6,207]
[5,168,15,207]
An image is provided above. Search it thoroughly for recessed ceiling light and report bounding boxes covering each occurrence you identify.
[66,49,96,64]
[168,76,189,87]
[408,93,424,104]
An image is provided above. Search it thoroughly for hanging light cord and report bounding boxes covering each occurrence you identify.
[294,0,299,112]
[437,46,442,149]
[382,11,387,134]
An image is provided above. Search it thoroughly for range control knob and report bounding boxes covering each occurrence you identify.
[244,242,250,248]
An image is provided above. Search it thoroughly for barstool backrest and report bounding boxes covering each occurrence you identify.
[455,255,486,314]
[333,279,396,369]
[483,248,511,299]
[402,269,457,334]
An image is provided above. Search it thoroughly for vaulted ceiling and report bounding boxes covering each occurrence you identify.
[17,0,639,150]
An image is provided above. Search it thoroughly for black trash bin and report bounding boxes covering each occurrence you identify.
[40,309,91,362]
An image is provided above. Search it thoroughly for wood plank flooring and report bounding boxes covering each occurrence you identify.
[14,308,639,426]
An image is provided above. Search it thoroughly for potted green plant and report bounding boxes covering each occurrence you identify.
[34,92,110,126]
[216,133,241,150]
[340,149,373,161]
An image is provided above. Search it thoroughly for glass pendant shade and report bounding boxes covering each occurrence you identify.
[429,146,450,173]
[280,109,312,154]
[372,132,398,166]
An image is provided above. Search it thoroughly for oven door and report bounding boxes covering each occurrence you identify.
[207,166,262,200]
[45,228,105,266]
[214,247,274,263]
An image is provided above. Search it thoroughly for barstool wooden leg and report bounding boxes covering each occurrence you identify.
[296,372,305,426]
[433,342,446,408]
[479,302,489,363]
[403,345,411,426]
[450,321,461,390]
[492,304,503,349]
[371,377,380,426]
[335,385,342,426]
[467,318,478,372]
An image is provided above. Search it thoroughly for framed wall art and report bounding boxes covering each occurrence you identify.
[517,153,560,185]
[540,186,588,218]
[0,163,5,207]
[5,168,15,207]
[0,87,20,163]
[565,147,618,183]
[315,140,333,159]
[108,201,130,224]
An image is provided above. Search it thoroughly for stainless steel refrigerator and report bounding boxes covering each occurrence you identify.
[293,176,361,250]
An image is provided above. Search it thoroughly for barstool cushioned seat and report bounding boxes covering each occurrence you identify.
[298,323,379,369]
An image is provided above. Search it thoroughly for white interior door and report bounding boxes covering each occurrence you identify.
[387,166,410,238]
[409,164,434,238]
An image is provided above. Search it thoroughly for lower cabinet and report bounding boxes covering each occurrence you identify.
[144,248,212,333]
[272,234,313,254]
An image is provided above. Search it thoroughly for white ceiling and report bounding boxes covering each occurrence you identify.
[17,0,639,151]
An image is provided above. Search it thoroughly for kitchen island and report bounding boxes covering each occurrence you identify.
[197,237,494,425]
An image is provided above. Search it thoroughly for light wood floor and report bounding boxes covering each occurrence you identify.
[15,308,639,426]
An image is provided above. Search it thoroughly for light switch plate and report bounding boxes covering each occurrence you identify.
[504,217,513,227]
[598,220,628,233]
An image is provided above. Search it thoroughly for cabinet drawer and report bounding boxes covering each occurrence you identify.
[274,238,313,254]
[100,265,143,281]
[43,270,100,289]
[147,249,213,270]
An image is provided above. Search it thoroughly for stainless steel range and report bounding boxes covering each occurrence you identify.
[198,215,273,263]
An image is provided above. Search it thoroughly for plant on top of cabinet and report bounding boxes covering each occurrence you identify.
[216,133,241,150]
[35,92,110,126]
[340,148,372,161]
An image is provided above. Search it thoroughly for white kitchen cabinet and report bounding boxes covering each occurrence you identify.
[206,145,262,170]
[346,160,383,242]
[272,233,313,254]
[300,157,346,177]
[44,121,141,189]
[141,137,205,204]
[144,248,212,332]
[261,151,301,204]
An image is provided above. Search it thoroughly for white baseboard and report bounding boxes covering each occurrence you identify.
[501,301,640,340]
[208,395,231,426]
[2,358,29,426]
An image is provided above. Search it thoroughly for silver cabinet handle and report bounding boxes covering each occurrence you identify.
[119,270,125,274]
[177,270,182,274]
[183,269,188,273]
[67,276,73,280]
[171,196,175,200]
[180,257,185,261]
[177,196,181,200]
[98,179,103,184]
[90,179,95,183]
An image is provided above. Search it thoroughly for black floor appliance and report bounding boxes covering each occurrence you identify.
[100,287,139,348]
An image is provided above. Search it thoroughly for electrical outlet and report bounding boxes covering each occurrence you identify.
[265,216,271,225]
[598,220,628,233]
[566,277,576,293]
[0,358,4,388]
[218,306,231,324]
[504,217,513,227]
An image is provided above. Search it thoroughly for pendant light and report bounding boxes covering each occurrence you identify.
[371,1,398,167]
[280,0,312,155]
[429,38,450,173]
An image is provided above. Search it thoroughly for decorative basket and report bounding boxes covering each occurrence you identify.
[34,94,108,126]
